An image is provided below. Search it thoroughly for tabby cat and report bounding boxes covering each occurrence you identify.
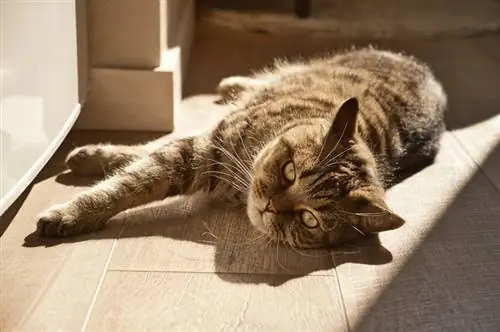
[37,47,447,248]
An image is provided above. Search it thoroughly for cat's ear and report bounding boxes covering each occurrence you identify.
[331,97,359,141]
[345,188,405,234]
[318,97,359,162]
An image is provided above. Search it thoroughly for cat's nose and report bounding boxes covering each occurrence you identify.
[271,194,294,212]
[265,199,278,214]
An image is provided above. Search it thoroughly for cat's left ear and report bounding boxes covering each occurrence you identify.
[345,188,405,234]
[331,97,360,142]
[319,97,360,162]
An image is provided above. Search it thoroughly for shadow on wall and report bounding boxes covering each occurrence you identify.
[350,141,500,331]
[185,23,500,131]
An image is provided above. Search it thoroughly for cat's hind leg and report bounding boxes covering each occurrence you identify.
[38,137,204,237]
[66,144,148,176]
[217,63,307,103]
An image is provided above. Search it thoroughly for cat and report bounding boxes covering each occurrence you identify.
[36,47,447,248]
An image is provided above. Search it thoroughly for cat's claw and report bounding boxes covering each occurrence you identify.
[36,204,104,237]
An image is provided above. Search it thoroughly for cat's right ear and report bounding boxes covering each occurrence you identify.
[344,188,406,234]
[318,97,359,163]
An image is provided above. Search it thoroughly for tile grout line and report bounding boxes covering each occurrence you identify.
[330,252,352,332]
[80,223,125,332]
[449,130,500,196]
[106,267,337,277]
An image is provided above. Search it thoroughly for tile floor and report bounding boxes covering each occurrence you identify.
[1,22,500,332]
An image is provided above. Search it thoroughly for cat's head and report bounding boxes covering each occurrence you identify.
[247,97,405,248]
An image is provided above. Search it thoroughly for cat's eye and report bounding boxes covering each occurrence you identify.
[301,210,319,228]
[282,161,296,182]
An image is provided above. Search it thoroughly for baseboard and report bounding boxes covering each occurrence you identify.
[200,3,500,41]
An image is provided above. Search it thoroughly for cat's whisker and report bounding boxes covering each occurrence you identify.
[261,234,275,249]
[204,173,247,192]
[201,231,218,240]
[240,232,269,246]
[286,241,333,258]
[351,225,366,236]
[204,171,250,193]
[198,239,218,245]
[203,169,250,190]
[237,130,253,164]
[214,147,253,183]
[323,146,354,168]
[99,159,107,175]
[202,156,249,178]
[226,139,253,179]
[275,234,292,273]
[314,126,330,165]
[202,163,251,189]
[227,232,269,248]
[230,235,275,254]
[221,233,276,255]
[338,208,387,217]
[212,137,254,181]
[202,222,270,250]
[317,121,349,166]
[202,173,248,194]
[202,163,250,186]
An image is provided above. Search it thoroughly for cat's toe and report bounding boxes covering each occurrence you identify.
[65,146,103,175]
[37,207,72,237]
[36,205,98,237]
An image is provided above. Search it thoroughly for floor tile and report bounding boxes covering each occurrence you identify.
[0,175,118,331]
[0,131,161,331]
[452,114,500,192]
[84,271,348,332]
[333,134,500,331]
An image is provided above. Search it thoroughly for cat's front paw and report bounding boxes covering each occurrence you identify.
[36,204,105,237]
[66,145,104,176]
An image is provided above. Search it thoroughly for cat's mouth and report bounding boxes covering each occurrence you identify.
[246,195,274,234]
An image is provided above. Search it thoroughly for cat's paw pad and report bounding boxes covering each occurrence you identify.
[65,146,102,175]
[36,204,102,237]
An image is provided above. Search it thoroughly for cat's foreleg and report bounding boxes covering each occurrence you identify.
[37,137,203,237]
[66,144,148,176]
[65,134,178,176]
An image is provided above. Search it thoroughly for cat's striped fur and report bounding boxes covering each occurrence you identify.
[37,47,447,248]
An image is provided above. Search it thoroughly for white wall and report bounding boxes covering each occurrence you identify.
[0,0,81,215]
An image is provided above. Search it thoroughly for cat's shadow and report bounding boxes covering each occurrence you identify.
[24,193,393,286]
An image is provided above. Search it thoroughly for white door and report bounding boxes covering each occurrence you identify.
[0,0,80,215]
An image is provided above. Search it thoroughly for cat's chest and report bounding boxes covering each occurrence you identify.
[206,181,247,203]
